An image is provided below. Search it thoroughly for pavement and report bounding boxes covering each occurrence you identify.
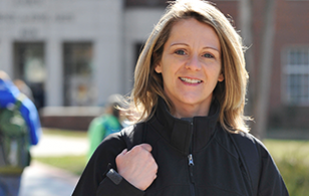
[19,133,89,196]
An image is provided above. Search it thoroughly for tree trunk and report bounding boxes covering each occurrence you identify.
[238,0,255,131]
[253,0,276,139]
[239,0,276,139]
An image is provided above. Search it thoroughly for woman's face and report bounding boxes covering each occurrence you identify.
[155,18,224,118]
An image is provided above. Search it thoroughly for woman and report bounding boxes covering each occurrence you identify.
[73,0,288,195]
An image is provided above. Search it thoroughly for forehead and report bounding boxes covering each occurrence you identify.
[166,18,220,49]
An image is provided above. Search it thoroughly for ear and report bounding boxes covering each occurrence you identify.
[218,73,224,82]
[154,62,162,74]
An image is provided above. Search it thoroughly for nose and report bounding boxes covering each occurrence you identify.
[185,55,201,71]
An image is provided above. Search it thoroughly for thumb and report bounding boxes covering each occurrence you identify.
[139,143,152,152]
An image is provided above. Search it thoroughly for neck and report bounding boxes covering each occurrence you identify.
[172,103,211,118]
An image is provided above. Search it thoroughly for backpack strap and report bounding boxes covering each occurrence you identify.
[230,132,261,196]
[15,93,27,110]
[0,93,26,110]
[121,122,146,150]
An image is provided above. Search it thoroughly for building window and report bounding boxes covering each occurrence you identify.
[63,42,94,106]
[284,48,309,105]
[13,42,45,109]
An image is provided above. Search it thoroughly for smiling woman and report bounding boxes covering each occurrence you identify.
[73,1,289,196]
[154,18,224,118]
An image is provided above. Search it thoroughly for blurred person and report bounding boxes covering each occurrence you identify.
[13,79,34,102]
[87,94,126,158]
[120,109,138,128]
[0,70,42,196]
[73,0,288,195]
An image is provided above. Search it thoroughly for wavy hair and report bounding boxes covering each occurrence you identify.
[130,0,250,133]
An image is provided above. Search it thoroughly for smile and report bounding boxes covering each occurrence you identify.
[179,77,202,84]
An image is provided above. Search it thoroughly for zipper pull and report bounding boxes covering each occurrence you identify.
[188,154,195,183]
[188,154,194,166]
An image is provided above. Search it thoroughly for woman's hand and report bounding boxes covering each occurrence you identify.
[115,143,158,191]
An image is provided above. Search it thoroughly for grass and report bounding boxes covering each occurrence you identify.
[42,127,87,138]
[35,129,309,195]
[34,155,87,176]
[33,128,89,176]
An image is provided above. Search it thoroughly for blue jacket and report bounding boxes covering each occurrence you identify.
[0,78,41,145]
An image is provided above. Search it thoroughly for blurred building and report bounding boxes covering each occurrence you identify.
[0,0,308,130]
[0,0,166,109]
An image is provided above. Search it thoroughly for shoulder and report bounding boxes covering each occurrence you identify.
[95,123,144,150]
[215,126,268,158]
[231,131,261,147]
[92,122,145,157]
[90,116,105,125]
[231,131,269,154]
[215,125,264,149]
[19,95,37,114]
[118,122,145,150]
[226,130,275,165]
[91,131,127,163]
[119,123,144,137]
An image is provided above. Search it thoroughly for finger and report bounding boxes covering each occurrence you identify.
[120,148,128,155]
[139,143,152,152]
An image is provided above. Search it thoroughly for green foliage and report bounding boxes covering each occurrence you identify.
[276,153,309,196]
[264,139,309,196]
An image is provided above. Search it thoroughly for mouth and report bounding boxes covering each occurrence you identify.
[179,77,202,84]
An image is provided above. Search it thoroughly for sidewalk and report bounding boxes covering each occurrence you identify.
[19,133,88,196]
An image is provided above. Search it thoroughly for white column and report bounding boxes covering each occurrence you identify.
[0,39,13,77]
[94,0,124,105]
[45,39,63,106]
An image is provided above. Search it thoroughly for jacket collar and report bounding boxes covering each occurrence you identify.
[152,97,220,155]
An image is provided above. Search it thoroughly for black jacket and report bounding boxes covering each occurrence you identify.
[73,99,288,196]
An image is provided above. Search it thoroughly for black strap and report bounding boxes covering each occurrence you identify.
[122,122,146,150]
[230,133,261,196]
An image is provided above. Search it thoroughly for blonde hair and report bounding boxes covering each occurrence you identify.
[131,0,250,133]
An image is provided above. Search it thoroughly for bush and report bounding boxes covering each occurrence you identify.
[276,153,309,196]
[265,139,309,196]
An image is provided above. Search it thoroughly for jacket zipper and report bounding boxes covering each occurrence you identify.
[188,122,196,196]
[188,154,195,183]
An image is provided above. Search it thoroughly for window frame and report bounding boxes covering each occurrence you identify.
[282,47,309,106]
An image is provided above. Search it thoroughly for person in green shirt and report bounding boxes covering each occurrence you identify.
[88,94,126,159]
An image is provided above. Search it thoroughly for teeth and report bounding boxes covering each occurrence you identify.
[180,77,202,84]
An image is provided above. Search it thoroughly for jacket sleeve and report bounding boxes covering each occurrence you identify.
[257,140,289,196]
[72,132,145,196]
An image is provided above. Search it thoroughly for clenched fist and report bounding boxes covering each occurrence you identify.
[116,144,158,191]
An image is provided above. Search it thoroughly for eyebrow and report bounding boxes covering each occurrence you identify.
[170,42,220,52]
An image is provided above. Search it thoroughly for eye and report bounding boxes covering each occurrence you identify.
[203,53,214,58]
[175,49,186,55]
